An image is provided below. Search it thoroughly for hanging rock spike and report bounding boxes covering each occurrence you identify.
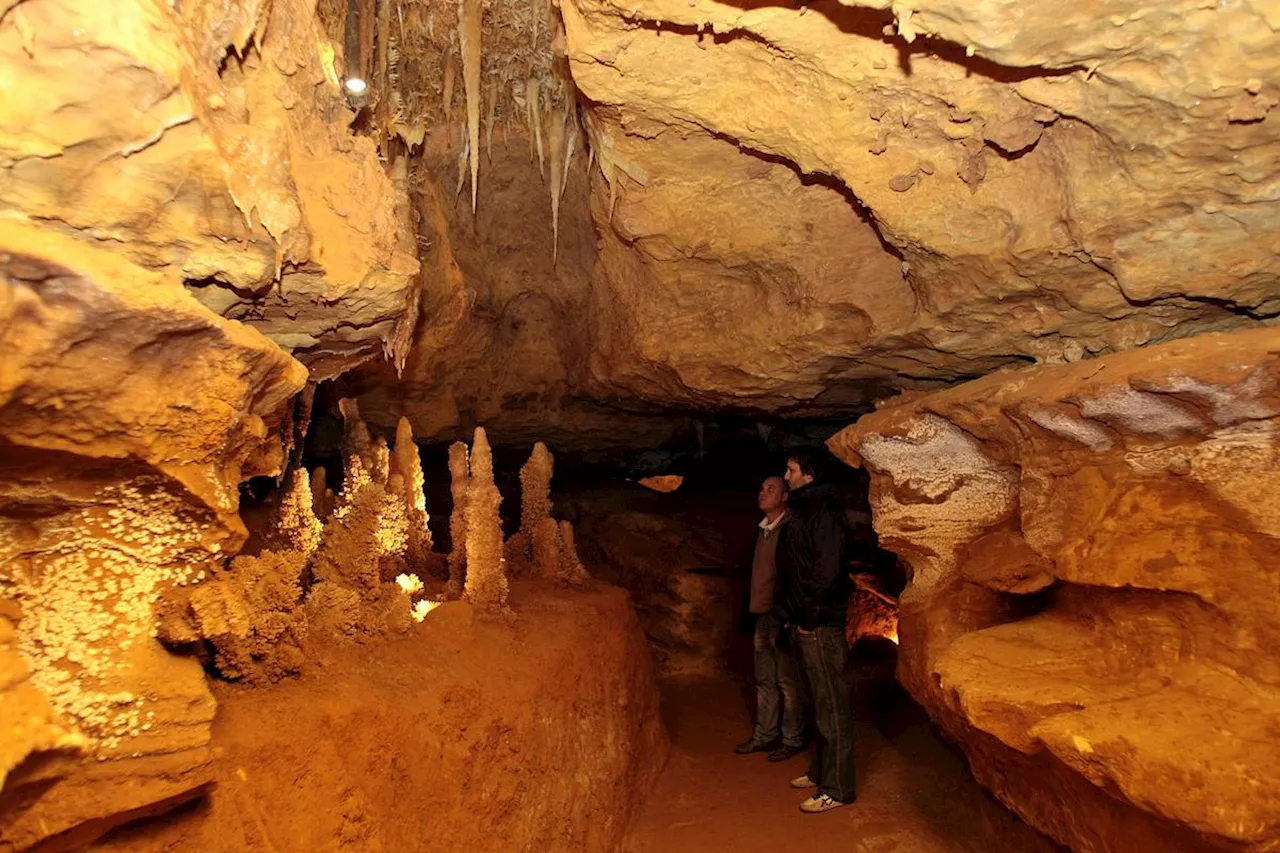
[548,109,566,263]
[459,0,483,214]
[527,77,545,180]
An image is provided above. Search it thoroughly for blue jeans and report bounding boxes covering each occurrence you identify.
[795,626,856,803]
[751,613,806,747]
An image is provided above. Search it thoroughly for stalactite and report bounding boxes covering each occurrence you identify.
[484,72,499,163]
[442,46,456,122]
[456,126,470,201]
[547,109,565,263]
[526,77,544,179]
[561,109,578,206]
[446,441,470,596]
[376,0,391,97]
[463,428,508,611]
[458,0,483,214]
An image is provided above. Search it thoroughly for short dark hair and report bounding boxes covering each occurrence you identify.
[787,448,825,481]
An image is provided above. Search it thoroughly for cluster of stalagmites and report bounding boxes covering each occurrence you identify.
[160,401,585,684]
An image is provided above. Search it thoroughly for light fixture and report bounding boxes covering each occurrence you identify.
[344,77,367,95]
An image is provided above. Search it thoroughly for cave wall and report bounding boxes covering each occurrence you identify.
[560,0,1279,414]
[1,0,420,380]
[829,327,1280,852]
[0,0,420,846]
[352,135,699,450]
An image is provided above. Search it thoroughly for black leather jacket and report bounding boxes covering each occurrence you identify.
[776,481,851,631]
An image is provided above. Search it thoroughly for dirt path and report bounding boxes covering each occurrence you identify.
[623,667,1064,853]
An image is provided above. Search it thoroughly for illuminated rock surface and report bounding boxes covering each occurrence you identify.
[830,328,1280,852]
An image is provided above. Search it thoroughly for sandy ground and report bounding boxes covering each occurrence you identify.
[623,650,1064,853]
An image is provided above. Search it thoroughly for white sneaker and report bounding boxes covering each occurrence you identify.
[800,792,848,813]
[789,774,817,789]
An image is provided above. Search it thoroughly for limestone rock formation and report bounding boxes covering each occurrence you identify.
[389,417,435,572]
[0,0,426,840]
[352,147,696,450]
[569,488,743,677]
[167,469,321,685]
[2,0,420,381]
[358,0,1280,444]
[829,327,1280,853]
[447,441,472,595]
[506,442,590,585]
[308,410,416,635]
[558,0,1280,415]
[0,219,305,847]
[463,428,510,611]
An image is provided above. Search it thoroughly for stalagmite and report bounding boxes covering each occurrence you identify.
[370,436,391,485]
[339,397,373,470]
[447,441,471,595]
[310,465,335,521]
[390,416,433,567]
[513,443,555,575]
[463,428,508,611]
[273,468,324,561]
[458,0,483,214]
[519,443,554,554]
[557,520,589,586]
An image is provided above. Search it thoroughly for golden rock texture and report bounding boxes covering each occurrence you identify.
[389,416,434,570]
[354,147,694,449]
[0,0,424,842]
[1,0,420,381]
[463,428,510,611]
[447,440,472,595]
[829,327,1280,852]
[0,220,306,847]
[554,0,1280,414]
[508,442,591,583]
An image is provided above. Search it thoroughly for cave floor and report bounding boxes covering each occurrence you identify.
[624,660,1064,853]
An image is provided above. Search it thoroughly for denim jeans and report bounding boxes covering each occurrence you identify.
[795,626,856,803]
[751,613,806,747]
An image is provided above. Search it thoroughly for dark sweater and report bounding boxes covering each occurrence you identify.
[776,481,851,631]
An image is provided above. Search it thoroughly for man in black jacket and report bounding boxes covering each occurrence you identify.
[776,449,855,813]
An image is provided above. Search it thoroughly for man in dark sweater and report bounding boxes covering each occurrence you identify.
[776,450,855,813]
[734,476,807,762]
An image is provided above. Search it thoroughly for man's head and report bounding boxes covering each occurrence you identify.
[758,476,787,515]
[784,449,823,491]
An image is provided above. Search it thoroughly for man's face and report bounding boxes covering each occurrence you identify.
[784,459,813,491]
[758,477,786,513]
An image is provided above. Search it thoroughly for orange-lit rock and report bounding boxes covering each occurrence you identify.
[556,0,1279,415]
[0,0,420,381]
[638,475,683,494]
[829,327,1280,852]
[0,220,306,848]
[0,0,423,843]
